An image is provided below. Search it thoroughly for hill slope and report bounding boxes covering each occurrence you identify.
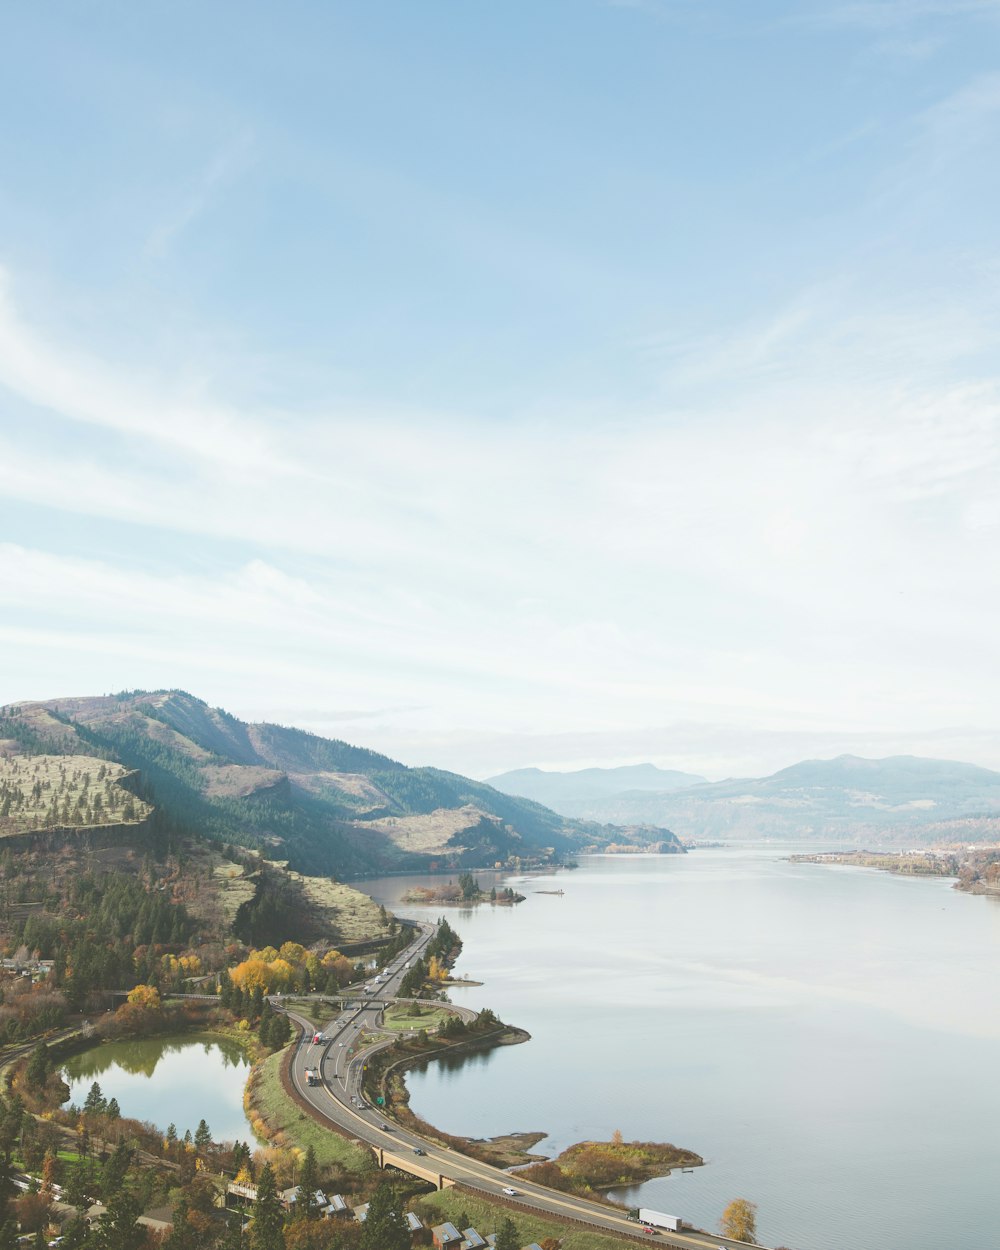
[544,754,1000,842]
[0,692,683,873]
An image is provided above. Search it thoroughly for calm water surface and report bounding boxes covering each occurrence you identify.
[362,847,1000,1250]
[62,1035,254,1144]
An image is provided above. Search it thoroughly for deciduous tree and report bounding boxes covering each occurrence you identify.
[720,1197,758,1243]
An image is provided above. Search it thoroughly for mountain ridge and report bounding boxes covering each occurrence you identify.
[488,762,707,806]
[488,752,1000,843]
[0,691,684,873]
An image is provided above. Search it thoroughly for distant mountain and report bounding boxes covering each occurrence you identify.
[488,763,707,814]
[539,753,1000,842]
[0,691,683,874]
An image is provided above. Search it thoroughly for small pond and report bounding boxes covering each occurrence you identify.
[62,1034,255,1144]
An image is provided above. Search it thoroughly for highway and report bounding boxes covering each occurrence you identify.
[282,923,763,1250]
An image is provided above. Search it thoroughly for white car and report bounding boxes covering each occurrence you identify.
[502,1187,518,1196]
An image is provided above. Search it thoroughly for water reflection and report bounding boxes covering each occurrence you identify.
[65,1036,247,1080]
[62,1035,253,1143]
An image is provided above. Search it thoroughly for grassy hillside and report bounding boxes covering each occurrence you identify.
[0,692,681,875]
[0,754,151,836]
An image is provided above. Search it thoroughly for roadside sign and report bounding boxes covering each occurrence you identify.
[376,1097,384,1106]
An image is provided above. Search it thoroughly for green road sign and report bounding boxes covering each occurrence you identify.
[376,1097,385,1106]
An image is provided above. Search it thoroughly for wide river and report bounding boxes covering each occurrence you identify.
[362,845,1000,1250]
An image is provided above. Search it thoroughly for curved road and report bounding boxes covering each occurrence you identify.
[280,923,762,1250]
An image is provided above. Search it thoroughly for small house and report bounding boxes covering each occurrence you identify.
[432,1222,464,1248]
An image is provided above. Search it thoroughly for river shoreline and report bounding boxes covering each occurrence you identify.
[790,846,1000,896]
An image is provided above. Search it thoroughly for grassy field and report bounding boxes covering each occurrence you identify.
[381,1003,454,1032]
[418,1189,636,1250]
[249,1049,371,1173]
[0,753,151,836]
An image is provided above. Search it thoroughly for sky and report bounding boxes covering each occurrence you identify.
[2,0,1000,781]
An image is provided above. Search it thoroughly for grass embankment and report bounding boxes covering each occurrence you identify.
[245,1048,369,1173]
[419,1190,635,1250]
[521,1137,703,1197]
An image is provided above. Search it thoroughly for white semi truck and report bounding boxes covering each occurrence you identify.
[638,1209,683,1233]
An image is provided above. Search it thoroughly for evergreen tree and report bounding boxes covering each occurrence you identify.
[106,1097,120,1120]
[90,1188,145,1250]
[194,1119,212,1152]
[359,1181,408,1250]
[269,1013,291,1048]
[25,1044,50,1090]
[495,1216,520,1250]
[258,1014,274,1049]
[297,1145,319,1220]
[64,1158,91,1211]
[0,1099,24,1162]
[0,1157,14,1224]
[55,1215,88,1250]
[99,1140,132,1199]
[164,1196,192,1250]
[249,1161,284,1250]
[83,1081,106,1115]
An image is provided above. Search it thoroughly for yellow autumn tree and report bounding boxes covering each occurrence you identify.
[127,984,161,1009]
[229,958,271,993]
[229,953,296,994]
[265,958,295,992]
[720,1198,758,1243]
[278,941,306,965]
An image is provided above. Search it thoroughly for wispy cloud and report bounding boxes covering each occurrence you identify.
[0,267,283,472]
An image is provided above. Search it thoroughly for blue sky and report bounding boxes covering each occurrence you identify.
[2,0,1000,779]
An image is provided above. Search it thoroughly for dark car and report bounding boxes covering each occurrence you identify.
[413,1147,426,1156]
